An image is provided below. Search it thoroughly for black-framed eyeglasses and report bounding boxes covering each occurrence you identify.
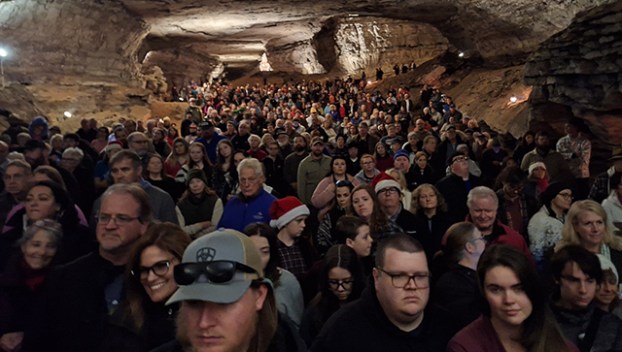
[451,156,469,164]
[174,260,258,285]
[328,278,354,290]
[131,259,173,278]
[376,267,431,289]
[377,187,400,196]
[96,214,141,226]
[558,192,574,200]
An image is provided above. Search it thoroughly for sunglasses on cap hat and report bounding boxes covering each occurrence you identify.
[174,260,258,285]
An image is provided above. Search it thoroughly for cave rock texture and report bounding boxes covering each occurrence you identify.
[0,0,618,143]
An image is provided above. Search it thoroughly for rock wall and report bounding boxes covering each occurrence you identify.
[0,0,148,85]
[524,0,622,144]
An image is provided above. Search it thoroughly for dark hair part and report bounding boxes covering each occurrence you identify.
[109,149,142,170]
[243,222,282,287]
[375,234,424,268]
[335,215,368,244]
[124,222,191,330]
[551,245,603,285]
[478,245,570,352]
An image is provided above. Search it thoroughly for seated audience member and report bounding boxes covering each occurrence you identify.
[0,160,32,229]
[175,169,222,239]
[335,215,374,276]
[300,245,365,346]
[524,161,550,208]
[174,142,212,185]
[152,229,305,352]
[528,181,574,271]
[218,158,276,231]
[589,146,622,203]
[143,153,182,202]
[0,220,62,352]
[432,222,484,343]
[311,234,444,352]
[466,186,532,259]
[354,154,380,185]
[316,180,353,257]
[550,245,622,351]
[211,139,239,202]
[269,196,315,279]
[411,151,436,189]
[244,222,304,329]
[27,184,152,351]
[311,156,360,224]
[520,130,571,182]
[350,184,388,240]
[448,245,575,352]
[118,223,191,351]
[372,172,417,239]
[436,152,483,223]
[602,172,622,234]
[163,138,189,178]
[411,183,452,261]
[0,181,93,272]
[555,200,622,274]
[385,167,412,212]
[94,142,123,192]
[495,166,535,238]
[595,254,622,318]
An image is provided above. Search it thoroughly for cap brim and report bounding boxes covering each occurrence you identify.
[166,280,251,305]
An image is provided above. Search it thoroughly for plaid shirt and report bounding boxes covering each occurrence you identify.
[589,167,615,203]
[277,240,308,278]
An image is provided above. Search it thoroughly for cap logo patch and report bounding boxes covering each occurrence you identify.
[196,247,216,262]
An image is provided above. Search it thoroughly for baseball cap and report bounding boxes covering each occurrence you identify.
[311,137,324,146]
[198,120,214,129]
[167,229,269,305]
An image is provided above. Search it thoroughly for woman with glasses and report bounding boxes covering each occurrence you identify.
[432,222,485,344]
[300,244,365,346]
[312,156,360,224]
[0,220,62,352]
[316,180,354,257]
[528,181,574,271]
[243,223,304,330]
[448,245,574,352]
[555,200,622,275]
[163,137,189,178]
[120,223,191,351]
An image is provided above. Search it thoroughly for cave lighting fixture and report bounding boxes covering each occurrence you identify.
[510,96,518,103]
[458,51,465,58]
[0,47,7,89]
[64,111,72,119]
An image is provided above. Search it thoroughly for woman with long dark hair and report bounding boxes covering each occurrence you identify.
[175,169,222,239]
[311,155,360,221]
[448,244,574,352]
[349,184,388,241]
[300,244,365,346]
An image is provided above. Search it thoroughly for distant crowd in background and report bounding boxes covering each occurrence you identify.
[0,76,621,351]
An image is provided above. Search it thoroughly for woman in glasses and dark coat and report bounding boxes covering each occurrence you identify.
[112,223,191,351]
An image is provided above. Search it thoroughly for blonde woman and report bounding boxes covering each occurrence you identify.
[555,199,622,274]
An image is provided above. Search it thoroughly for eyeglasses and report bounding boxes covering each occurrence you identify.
[96,214,141,226]
[239,177,259,185]
[452,156,469,163]
[328,278,354,290]
[132,259,173,278]
[174,260,258,285]
[558,192,573,200]
[376,267,431,289]
[377,188,400,196]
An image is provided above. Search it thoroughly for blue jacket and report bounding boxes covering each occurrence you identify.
[218,189,276,231]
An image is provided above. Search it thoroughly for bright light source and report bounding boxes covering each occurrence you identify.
[0,48,6,58]
[509,96,518,103]
[64,111,72,118]
[367,80,372,85]
[179,97,184,101]
[458,52,465,58]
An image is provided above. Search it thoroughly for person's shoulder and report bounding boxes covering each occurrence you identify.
[149,340,181,352]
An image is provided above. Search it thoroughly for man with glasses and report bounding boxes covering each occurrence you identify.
[218,158,276,231]
[311,234,443,351]
[28,184,152,351]
[355,154,380,185]
[466,186,532,259]
[550,245,622,351]
[436,152,483,222]
[127,131,153,160]
[373,173,417,240]
[152,229,304,352]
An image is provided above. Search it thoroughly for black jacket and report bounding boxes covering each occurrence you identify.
[436,173,483,223]
[310,283,444,352]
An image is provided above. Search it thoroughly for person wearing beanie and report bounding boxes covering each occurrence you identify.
[270,196,314,279]
[527,181,574,270]
[392,149,419,191]
[175,168,223,238]
[372,172,417,240]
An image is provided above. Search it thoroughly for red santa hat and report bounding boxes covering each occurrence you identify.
[371,172,402,195]
[269,196,310,229]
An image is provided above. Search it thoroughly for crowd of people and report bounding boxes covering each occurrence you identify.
[0,75,619,351]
